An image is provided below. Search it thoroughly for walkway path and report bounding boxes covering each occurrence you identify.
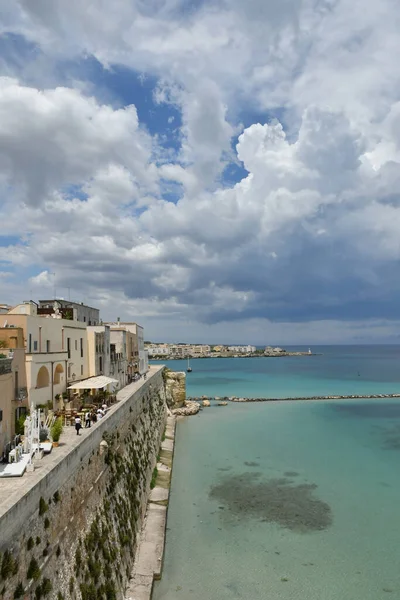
[0,366,162,521]
[125,415,176,600]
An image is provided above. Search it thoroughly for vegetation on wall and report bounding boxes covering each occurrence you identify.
[0,381,167,600]
[39,497,48,516]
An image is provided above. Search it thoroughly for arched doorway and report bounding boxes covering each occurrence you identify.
[36,366,50,388]
[54,363,64,384]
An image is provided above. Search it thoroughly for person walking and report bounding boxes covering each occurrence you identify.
[85,411,91,428]
[75,415,82,436]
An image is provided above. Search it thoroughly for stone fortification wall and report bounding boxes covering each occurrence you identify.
[0,367,168,600]
[163,370,186,409]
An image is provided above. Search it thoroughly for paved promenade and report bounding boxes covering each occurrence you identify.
[125,414,176,600]
[0,366,163,521]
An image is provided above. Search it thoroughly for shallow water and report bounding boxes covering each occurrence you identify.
[152,398,400,600]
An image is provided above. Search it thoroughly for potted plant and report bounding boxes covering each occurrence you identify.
[50,418,63,447]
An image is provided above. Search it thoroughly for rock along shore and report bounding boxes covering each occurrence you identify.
[188,393,400,403]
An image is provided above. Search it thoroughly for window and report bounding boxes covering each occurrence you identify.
[84,316,86,322]
[68,364,71,378]
[33,341,38,351]
[14,371,19,399]
[46,340,50,353]
[75,340,77,351]
[99,356,103,372]
[28,334,32,353]
[80,338,83,358]
[81,365,83,375]
[67,337,71,359]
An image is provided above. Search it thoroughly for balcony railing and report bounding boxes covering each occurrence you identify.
[14,387,28,402]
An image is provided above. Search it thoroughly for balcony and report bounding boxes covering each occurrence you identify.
[14,387,28,402]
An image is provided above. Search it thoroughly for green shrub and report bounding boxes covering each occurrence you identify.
[27,558,40,581]
[41,578,52,596]
[39,497,48,516]
[44,517,50,529]
[15,414,27,436]
[75,548,82,574]
[53,490,61,503]
[1,550,15,580]
[13,583,24,599]
[50,418,63,443]
[80,583,97,600]
[36,537,41,546]
[27,537,34,551]
[150,467,158,489]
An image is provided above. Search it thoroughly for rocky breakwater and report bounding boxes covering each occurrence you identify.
[172,401,201,416]
[186,396,229,407]
[227,393,400,402]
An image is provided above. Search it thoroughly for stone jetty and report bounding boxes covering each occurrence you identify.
[188,393,400,403]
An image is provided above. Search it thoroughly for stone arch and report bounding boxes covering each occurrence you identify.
[36,365,50,388]
[54,363,64,384]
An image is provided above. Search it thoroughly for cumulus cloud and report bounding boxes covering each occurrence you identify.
[1,0,400,342]
[0,77,157,206]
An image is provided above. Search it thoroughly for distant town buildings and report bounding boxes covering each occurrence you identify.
[227,345,257,354]
[264,346,286,355]
[0,299,148,459]
[145,342,260,358]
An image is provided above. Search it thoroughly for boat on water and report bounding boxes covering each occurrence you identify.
[187,356,192,372]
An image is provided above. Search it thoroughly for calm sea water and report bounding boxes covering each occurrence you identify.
[152,347,400,600]
[155,345,400,398]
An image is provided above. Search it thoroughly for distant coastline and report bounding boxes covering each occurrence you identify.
[150,352,320,360]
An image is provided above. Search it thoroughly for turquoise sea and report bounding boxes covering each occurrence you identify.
[152,347,400,600]
[154,345,400,398]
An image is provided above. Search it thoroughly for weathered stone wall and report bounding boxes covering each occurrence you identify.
[0,369,168,600]
[162,370,186,409]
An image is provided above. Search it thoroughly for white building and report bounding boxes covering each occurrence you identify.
[189,345,211,357]
[147,345,171,357]
[228,345,256,354]
[169,345,190,358]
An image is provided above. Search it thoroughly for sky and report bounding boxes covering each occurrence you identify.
[1,0,400,345]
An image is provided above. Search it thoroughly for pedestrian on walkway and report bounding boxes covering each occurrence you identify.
[75,415,82,435]
[85,411,91,428]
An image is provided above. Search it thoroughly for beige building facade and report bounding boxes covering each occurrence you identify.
[107,322,148,375]
[5,302,89,408]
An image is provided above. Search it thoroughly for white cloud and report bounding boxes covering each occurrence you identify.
[2,0,400,341]
[29,270,53,286]
[0,77,157,206]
